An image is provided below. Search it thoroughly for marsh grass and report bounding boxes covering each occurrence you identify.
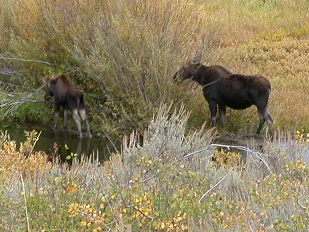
[0,106,308,231]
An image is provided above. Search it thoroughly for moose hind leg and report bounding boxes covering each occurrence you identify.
[72,109,83,138]
[256,108,265,134]
[218,104,226,127]
[63,110,68,129]
[257,107,274,136]
[264,108,274,136]
[79,109,92,138]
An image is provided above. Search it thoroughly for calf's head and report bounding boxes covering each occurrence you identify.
[173,53,202,82]
[42,76,56,102]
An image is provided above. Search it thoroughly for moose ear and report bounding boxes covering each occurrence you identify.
[191,52,202,64]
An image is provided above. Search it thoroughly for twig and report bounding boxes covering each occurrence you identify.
[79,177,94,188]
[28,131,42,156]
[297,197,307,210]
[0,56,55,66]
[20,173,31,232]
[101,128,119,154]
[210,143,273,174]
[127,204,155,221]
[199,168,233,203]
[0,86,45,119]
[0,80,39,91]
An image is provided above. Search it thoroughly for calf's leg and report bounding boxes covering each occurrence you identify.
[53,103,60,130]
[63,110,68,129]
[79,108,92,138]
[72,109,83,138]
[53,112,59,130]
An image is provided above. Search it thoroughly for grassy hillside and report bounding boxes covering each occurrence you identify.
[1,0,309,136]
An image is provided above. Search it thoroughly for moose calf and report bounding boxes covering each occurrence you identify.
[43,75,92,138]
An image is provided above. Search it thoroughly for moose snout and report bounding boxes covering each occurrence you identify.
[173,71,178,80]
[44,94,51,102]
[173,71,182,84]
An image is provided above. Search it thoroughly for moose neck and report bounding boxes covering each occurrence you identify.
[193,65,230,86]
[192,65,214,86]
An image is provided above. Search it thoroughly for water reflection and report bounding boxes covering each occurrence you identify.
[0,122,115,161]
[214,134,265,164]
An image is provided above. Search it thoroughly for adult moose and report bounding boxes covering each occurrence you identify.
[43,75,92,138]
[174,53,274,136]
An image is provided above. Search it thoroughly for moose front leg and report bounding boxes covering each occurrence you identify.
[208,101,217,127]
[53,102,61,130]
[53,112,59,130]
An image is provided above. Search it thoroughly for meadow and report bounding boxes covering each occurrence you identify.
[1,0,309,231]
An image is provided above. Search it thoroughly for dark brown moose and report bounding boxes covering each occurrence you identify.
[174,54,274,136]
[43,75,92,138]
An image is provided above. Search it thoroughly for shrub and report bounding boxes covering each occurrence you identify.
[1,106,308,231]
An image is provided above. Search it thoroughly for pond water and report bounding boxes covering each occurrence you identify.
[1,121,309,164]
[0,122,117,162]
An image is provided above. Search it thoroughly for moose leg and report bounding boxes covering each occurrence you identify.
[53,103,60,130]
[218,104,226,127]
[79,109,92,138]
[53,112,59,130]
[72,109,83,138]
[256,109,265,134]
[63,110,68,129]
[257,107,274,136]
[208,102,217,127]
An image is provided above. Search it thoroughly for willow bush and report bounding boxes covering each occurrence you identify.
[0,0,222,136]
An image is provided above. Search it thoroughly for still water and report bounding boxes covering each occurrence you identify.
[2,122,309,164]
[0,122,116,161]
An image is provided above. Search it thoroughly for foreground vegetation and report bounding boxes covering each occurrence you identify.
[1,0,309,137]
[0,106,308,231]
